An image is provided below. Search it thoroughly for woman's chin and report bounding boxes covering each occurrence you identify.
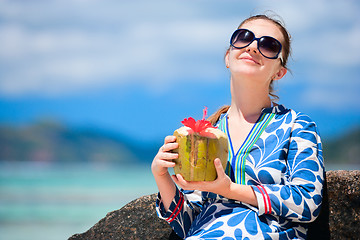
[231,67,260,77]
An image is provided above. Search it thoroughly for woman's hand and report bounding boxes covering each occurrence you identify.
[172,158,258,207]
[171,158,232,197]
[151,135,178,177]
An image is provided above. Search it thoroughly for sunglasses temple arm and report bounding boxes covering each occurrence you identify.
[278,51,284,65]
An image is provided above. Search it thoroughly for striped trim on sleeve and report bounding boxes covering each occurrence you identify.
[256,185,272,214]
[166,193,185,223]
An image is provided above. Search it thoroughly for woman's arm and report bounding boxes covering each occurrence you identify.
[251,116,324,222]
[151,135,178,211]
[152,136,204,238]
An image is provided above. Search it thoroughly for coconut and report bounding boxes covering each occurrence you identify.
[172,108,228,181]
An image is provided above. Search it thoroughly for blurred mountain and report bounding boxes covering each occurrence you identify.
[0,120,159,164]
[323,126,360,165]
[0,120,359,165]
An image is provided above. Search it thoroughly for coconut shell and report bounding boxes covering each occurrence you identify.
[173,126,228,181]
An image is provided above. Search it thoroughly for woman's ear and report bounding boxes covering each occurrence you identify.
[273,66,287,81]
[225,50,230,68]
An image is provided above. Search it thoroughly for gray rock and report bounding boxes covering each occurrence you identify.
[69,170,360,240]
[68,194,172,240]
[326,170,360,239]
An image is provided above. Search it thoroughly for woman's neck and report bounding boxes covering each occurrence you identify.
[229,76,271,123]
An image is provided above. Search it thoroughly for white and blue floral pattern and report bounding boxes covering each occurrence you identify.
[156,105,324,240]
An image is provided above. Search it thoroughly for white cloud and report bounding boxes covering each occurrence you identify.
[301,83,360,111]
[0,0,358,107]
[0,2,236,96]
[269,0,360,67]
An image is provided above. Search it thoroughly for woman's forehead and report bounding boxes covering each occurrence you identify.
[240,19,283,40]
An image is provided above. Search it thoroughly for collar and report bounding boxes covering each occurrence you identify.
[217,104,289,124]
[261,104,288,114]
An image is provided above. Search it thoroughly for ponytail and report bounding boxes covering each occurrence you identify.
[207,105,230,125]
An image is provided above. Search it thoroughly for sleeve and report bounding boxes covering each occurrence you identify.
[156,188,203,238]
[251,113,325,223]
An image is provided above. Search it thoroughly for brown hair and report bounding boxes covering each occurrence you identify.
[209,14,292,125]
[208,105,230,125]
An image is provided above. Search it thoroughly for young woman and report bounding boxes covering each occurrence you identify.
[151,14,324,240]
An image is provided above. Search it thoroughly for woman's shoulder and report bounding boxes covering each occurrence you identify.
[264,104,320,134]
[266,104,316,123]
[273,105,321,138]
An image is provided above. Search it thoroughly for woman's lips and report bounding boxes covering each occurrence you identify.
[239,56,260,65]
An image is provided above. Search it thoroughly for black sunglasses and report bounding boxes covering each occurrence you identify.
[230,29,283,62]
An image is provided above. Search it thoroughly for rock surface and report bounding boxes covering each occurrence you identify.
[69,194,172,240]
[326,170,360,238]
[69,170,360,240]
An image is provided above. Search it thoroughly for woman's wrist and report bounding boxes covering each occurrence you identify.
[226,182,258,207]
[228,182,238,199]
[153,170,171,179]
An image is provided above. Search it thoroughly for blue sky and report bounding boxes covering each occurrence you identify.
[0,0,359,144]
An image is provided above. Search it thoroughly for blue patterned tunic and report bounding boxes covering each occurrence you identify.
[156,105,325,240]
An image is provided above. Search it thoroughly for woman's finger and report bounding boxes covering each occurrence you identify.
[171,174,178,183]
[172,174,189,189]
[159,151,178,160]
[171,174,184,184]
[161,142,178,152]
[159,159,176,168]
[164,135,177,144]
[214,158,225,178]
[173,174,202,190]
[176,174,186,184]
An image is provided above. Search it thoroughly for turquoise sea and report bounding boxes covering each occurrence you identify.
[1,161,359,240]
[0,161,159,240]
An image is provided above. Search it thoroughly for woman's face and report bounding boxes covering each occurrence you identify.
[226,19,287,84]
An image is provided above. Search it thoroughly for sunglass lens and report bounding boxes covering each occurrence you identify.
[258,37,281,58]
[231,30,254,49]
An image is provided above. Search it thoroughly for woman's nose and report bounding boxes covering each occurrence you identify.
[246,40,258,53]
